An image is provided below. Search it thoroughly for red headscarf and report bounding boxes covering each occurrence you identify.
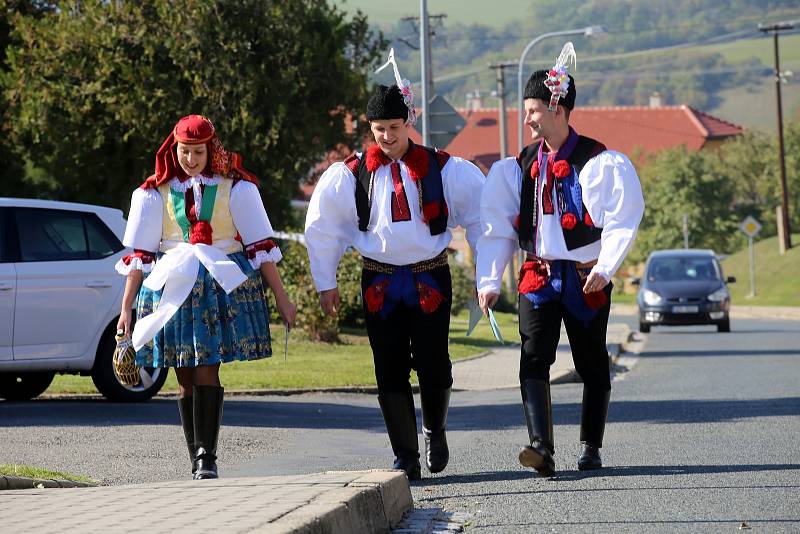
[141,115,259,188]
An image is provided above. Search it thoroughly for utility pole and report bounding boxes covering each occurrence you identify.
[759,21,794,252]
[403,7,446,146]
[490,61,522,297]
[489,62,517,159]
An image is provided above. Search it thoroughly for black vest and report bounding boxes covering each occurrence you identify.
[351,145,449,235]
[518,135,605,253]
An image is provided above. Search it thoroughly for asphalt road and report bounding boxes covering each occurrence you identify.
[1,316,798,532]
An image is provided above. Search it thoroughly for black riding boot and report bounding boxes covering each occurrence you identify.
[419,386,451,473]
[518,379,555,477]
[193,385,224,480]
[377,390,421,481]
[177,396,196,475]
[578,387,610,471]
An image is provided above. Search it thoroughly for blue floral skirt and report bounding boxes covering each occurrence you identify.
[135,251,272,368]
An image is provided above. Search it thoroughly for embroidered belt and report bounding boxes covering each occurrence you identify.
[363,250,448,274]
[524,255,597,270]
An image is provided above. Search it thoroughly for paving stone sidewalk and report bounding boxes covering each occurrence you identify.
[452,322,630,391]
[0,470,411,534]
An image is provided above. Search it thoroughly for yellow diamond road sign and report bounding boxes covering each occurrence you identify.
[740,216,761,237]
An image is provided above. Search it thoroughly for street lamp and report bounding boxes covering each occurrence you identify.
[517,26,605,154]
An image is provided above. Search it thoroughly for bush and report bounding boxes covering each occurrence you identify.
[267,240,338,341]
[449,258,475,316]
[270,243,484,340]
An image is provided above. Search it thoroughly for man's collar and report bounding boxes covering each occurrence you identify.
[538,127,578,162]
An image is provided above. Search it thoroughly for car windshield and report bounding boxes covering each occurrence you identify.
[648,256,720,282]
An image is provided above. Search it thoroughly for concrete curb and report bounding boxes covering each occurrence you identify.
[612,302,800,320]
[248,470,413,534]
[0,475,95,490]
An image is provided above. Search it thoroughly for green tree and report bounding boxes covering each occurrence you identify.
[630,146,740,263]
[4,0,385,223]
[1,0,56,198]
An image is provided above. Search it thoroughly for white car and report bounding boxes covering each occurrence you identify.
[0,198,167,401]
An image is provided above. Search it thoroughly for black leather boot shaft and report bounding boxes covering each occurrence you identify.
[579,387,610,447]
[519,379,555,476]
[177,396,196,474]
[193,385,224,480]
[420,386,451,473]
[378,390,421,480]
[520,379,554,453]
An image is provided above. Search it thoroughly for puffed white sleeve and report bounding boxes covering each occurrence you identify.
[115,188,162,275]
[476,158,521,294]
[230,180,282,268]
[304,162,359,292]
[442,156,486,259]
[579,150,645,280]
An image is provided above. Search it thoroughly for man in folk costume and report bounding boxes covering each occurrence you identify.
[476,44,644,476]
[117,115,296,479]
[305,50,485,480]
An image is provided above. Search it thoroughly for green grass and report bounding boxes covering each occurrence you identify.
[721,233,800,306]
[0,464,95,484]
[48,309,516,395]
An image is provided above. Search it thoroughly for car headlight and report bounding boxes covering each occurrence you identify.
[642,289,663,306]
[707,287,729,302]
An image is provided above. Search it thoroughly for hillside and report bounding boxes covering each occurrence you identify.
[335,0,800,131]
[721,234,800,307]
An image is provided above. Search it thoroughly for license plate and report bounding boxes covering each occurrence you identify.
[672,305,699,313]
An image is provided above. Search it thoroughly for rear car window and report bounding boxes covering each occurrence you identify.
[13,207,123,262]
[85,212,124,259]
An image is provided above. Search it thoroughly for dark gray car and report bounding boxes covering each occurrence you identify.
[633,249,735,333]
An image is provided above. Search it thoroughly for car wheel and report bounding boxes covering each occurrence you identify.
[639,322,650,333]
[717,319,731,333]
[0,372,56,401]
[91,323,168,402]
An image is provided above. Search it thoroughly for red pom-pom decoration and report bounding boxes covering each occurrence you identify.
[423,202,441,222]
[584,211,594,227]
[189,221,213,245]
[560,212,577,230]
[530,160,540,180]
[553,160,571,179]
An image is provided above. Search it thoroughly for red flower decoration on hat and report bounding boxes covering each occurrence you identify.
[560,212,577,230]
[553,160,571,179]
[584,211,594,227]
[530,160,540,180]
[189,221,213,245]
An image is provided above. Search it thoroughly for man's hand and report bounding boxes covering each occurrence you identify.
[478,290,500,317]
[583,271,609,294]
[319,288,341,316]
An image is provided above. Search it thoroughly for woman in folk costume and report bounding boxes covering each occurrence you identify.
[477,44,644,476]
[305,50,485,480]
[116,115,296,479]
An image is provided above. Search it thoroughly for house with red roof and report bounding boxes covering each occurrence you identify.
[413,105,744,173]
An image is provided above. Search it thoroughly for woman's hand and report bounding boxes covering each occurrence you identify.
[117,307,133,337]
[275,295,297,329]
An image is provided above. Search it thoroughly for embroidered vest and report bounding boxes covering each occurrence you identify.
[346,144,450,235]
[158,177,240,253]
[518,135,605,253]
